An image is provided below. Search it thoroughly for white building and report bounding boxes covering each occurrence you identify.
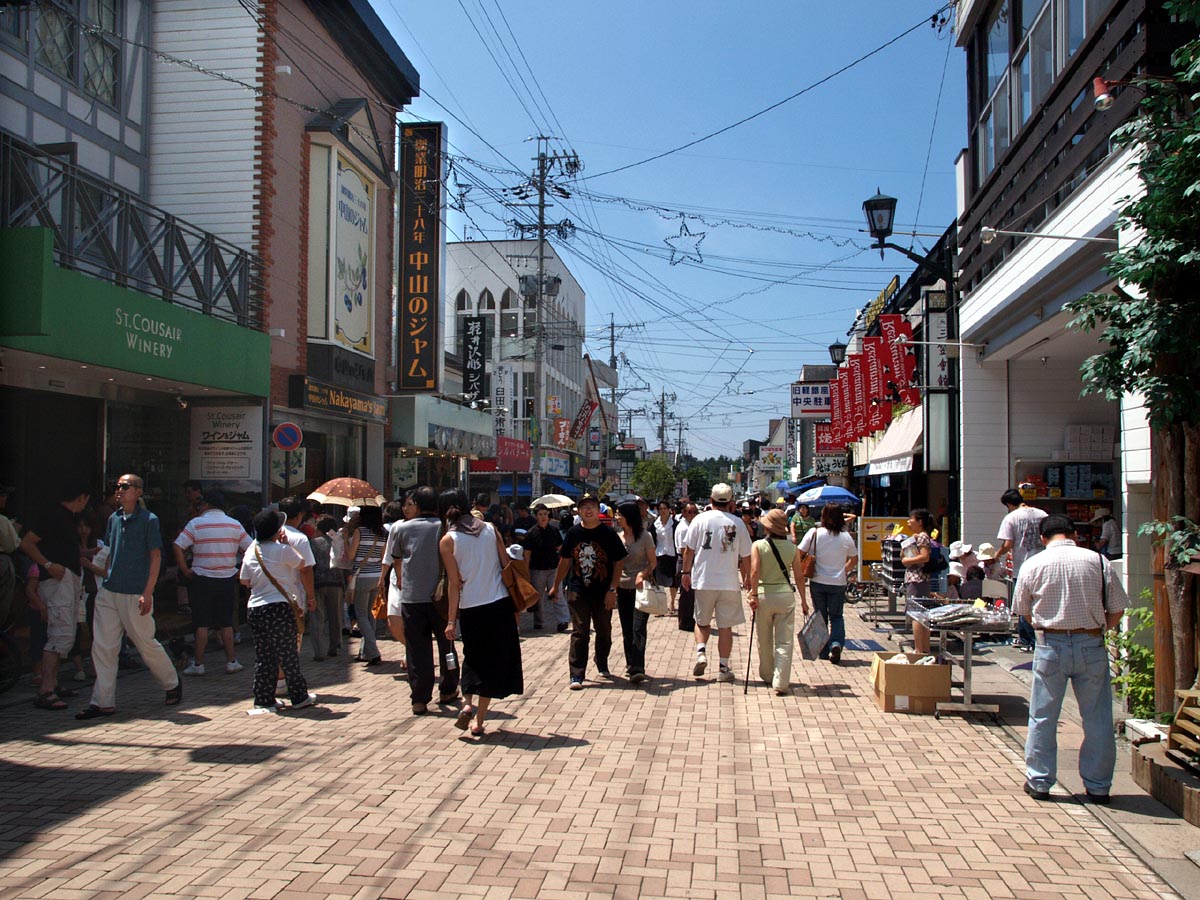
[446,239,588,499]
[952,0,1171,603]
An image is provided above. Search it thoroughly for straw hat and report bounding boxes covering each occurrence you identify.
[761,508,789,536]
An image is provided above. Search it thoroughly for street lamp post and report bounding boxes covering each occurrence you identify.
[861,190,958,540]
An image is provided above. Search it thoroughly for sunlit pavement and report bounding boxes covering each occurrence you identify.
[0,602,1180,900]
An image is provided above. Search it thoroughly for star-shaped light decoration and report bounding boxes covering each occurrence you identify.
[664,219,706,266]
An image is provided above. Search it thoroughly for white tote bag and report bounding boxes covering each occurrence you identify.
[635,582,671,616]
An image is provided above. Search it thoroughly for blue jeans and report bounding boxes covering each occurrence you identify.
[809,582,846,658]
[1016,616,1037,647]
[1026,632,1115,794]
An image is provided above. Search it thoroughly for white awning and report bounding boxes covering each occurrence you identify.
[868,407,924,475]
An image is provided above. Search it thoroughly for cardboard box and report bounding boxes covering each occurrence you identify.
[870,652,952,715]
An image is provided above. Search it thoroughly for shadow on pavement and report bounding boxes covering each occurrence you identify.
[0,761,161,861]
[471,729,589,750]
[189,743,286,765]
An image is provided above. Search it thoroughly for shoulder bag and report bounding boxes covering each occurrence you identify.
[800,528,818,581]
[495,528,540,613]
[254,544,306,632]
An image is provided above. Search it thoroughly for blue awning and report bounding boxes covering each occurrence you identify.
[544,475,582,497]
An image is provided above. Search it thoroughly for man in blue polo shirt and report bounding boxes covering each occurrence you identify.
[77,473,182,720]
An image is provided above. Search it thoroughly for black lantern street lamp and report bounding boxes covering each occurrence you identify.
[827,340,847,366]
[861,189,952,282]
[863,189,898,250]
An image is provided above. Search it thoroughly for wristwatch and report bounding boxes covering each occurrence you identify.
[607,587,617,593]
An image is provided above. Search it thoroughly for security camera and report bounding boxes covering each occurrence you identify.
[176,396,189,410]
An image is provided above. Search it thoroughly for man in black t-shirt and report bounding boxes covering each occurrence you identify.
[552,494,626,689]
[523,505,566,632]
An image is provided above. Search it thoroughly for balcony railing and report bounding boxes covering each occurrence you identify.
[1,130,264,330]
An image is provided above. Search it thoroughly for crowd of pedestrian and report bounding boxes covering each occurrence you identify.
[0,474,1129,799]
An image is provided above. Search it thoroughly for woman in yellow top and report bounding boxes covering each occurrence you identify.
[749,509,809,695]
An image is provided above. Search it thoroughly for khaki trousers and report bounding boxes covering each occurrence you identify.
[755,590,796,691]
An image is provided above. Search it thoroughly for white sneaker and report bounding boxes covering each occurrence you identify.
[225,660,244,674]
[286,693,318,710]
[693,651,708,677]
[183,662,206,676]
[717,665,736,683]
[247,704,278,716]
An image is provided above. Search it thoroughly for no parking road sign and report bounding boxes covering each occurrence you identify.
[272,422,303,451]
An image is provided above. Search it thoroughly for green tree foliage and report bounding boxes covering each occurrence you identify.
[1067,1,1200,427]
[630,459,677,501]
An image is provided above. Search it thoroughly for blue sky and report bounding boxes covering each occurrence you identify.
[372,1,966,458]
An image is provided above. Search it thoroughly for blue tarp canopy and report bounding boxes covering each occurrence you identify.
[544,476,582,498]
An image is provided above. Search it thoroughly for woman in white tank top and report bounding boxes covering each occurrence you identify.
[439,489,523,737]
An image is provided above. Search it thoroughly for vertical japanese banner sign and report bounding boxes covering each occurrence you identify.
[864,337,891,433]
[492,363,512,440]
[461,316,486,401]
[879,314,921,405]
[830,381,849,451]
[398,122,445,391]
[569,399,598,440]
[333,158,373,354]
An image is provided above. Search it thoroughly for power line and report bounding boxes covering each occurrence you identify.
[581,3,954,180]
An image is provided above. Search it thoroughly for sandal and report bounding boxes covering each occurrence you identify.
[35,692,68,711]
[75,704,115,720]
[469,724,487,738]
[164,680,184,706]
[454,705,475,730]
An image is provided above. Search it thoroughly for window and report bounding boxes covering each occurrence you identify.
[501,288,517,309]
[522,371,536,421]
[1,5,25,41]
[983,2,1010,100]
[455,289,471,312]
[500,312,518,339]
[34,0,121,107]
[479,289,495,310]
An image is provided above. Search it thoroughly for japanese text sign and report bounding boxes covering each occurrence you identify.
[790,380,832,419]
[397,122,444,391]
[461,316,486,402]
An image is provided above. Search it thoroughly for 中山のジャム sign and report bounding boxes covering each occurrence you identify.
[461,316,486,402]
[333,157,373,355]
[288,375,387,423]
[397,122,444,392]
[790,381,831,418]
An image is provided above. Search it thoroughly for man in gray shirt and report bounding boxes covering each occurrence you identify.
[384,486,458,714]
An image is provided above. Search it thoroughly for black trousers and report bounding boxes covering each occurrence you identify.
[247,602,307,707]
[615,587,649,676]
[568,591,612,679]
[401,602,460,704]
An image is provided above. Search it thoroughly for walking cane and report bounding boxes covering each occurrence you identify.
[743,607,757,695]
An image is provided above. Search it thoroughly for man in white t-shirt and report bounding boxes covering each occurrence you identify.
[997,488,1048,651]
[681,483,751,683]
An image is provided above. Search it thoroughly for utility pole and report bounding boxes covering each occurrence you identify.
[676,417,687,465]
[657,388,676,457]
[512,136,580,499]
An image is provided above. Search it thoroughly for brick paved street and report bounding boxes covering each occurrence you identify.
[0,602,1181,900]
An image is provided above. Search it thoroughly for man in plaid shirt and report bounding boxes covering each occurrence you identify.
[1014,514,1127,804]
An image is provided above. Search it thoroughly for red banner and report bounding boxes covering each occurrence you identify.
[815,421,840,454]
[878,314,921,405]
[496,437,531,472]
[838,370,852,445]
[864,336,891,433]
[568,399,598,440]
[828,379,842,448]
[846,355,863,442]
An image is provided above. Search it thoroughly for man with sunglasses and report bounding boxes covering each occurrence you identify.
[77,474,181,720]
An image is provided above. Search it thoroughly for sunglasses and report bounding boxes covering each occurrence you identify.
[115,483,138,491]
